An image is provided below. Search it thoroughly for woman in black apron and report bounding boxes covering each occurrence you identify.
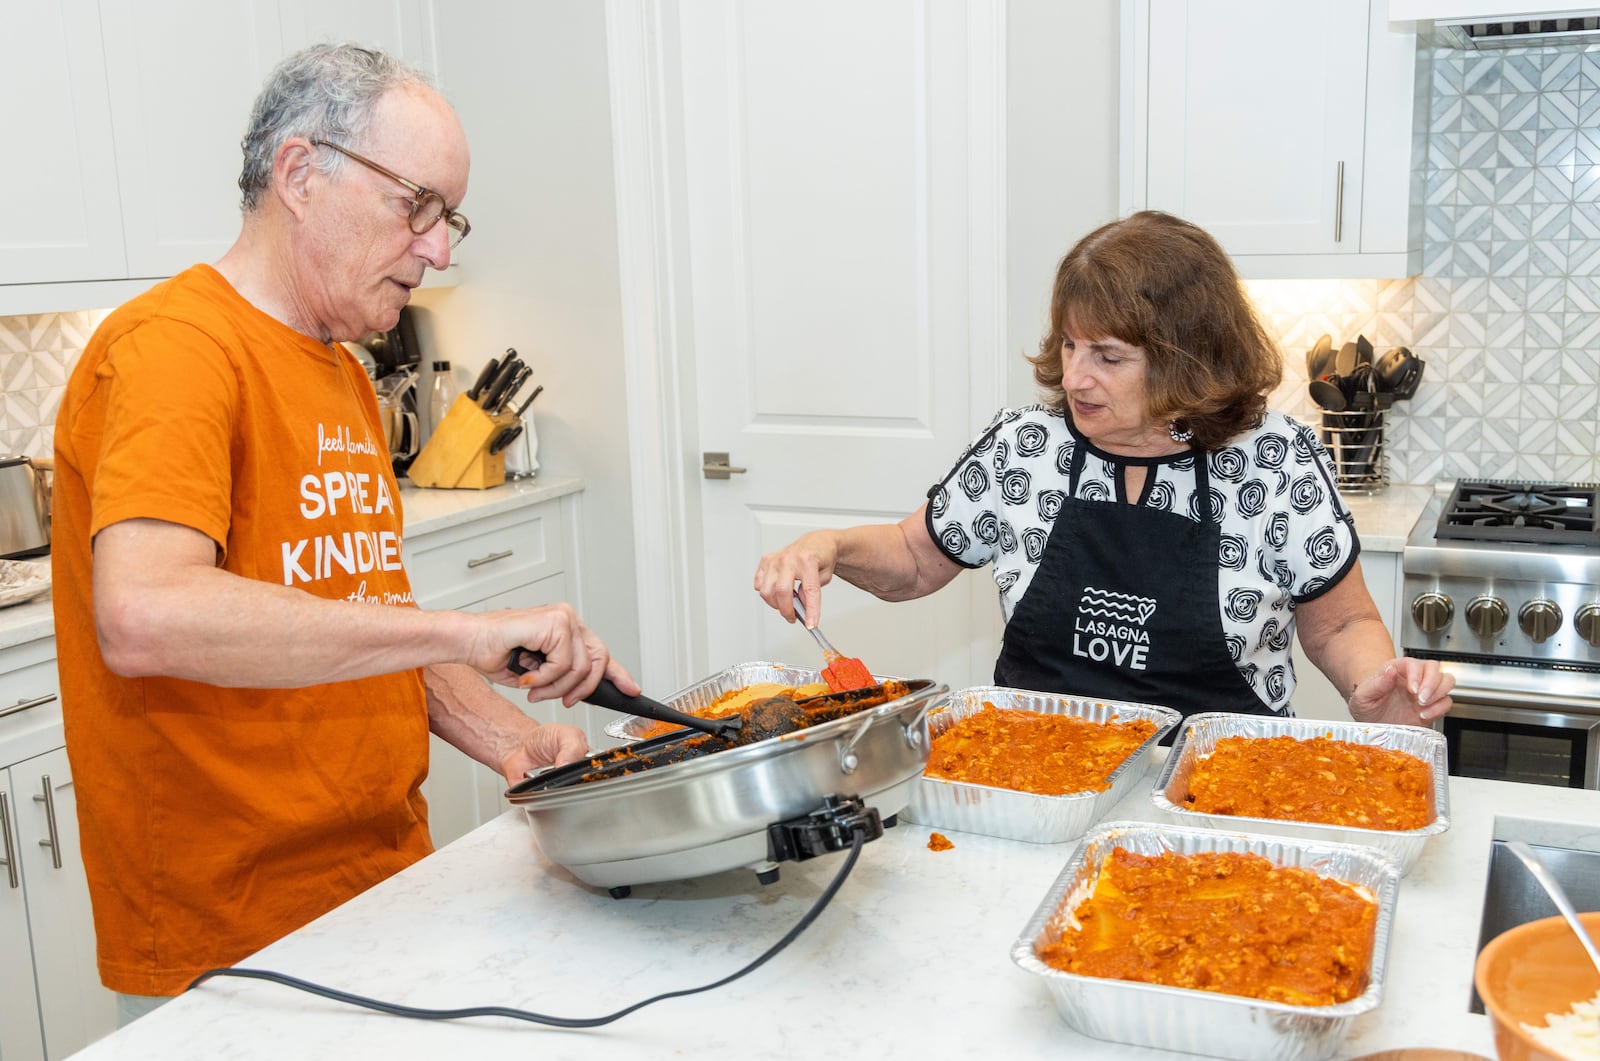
[753,211,1453,729]
[992,444,1264,721]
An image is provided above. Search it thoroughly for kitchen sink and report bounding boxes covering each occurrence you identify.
[1470,838,1600,1013]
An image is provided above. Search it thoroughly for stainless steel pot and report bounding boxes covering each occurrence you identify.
[0,456,51,559]
[507,676,947,892]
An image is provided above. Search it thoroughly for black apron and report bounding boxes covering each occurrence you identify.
[993,441,1269,722]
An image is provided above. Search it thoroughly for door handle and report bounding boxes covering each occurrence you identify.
[0,792,17,888]
[33,775,61,870]
[702,452,748,480]
[1333,160,1345,243]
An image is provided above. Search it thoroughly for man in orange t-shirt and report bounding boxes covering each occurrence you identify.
[50,44,637,1016]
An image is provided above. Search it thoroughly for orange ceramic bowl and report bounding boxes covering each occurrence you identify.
[1474,911,1600,1061]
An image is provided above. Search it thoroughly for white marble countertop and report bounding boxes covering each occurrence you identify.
[1345,482,1434,552]
[68,751,1600,1061]
[0,475,585,652]
[0,587,54,651]
[396,473,584,537]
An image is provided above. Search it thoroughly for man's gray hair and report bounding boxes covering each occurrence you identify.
[237,43,432,211]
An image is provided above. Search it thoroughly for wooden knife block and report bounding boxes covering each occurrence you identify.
[406,394,516,489]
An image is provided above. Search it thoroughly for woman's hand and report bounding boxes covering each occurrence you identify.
[1346,657,1455,727]
[754,530,841,626]
[753,512,964,627]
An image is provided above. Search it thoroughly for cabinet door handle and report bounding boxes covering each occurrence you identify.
[1333,160,1345,243]
[466,549,513,569]
[0,692,57,720]
[32,774,61,870]
[0,793,17,888]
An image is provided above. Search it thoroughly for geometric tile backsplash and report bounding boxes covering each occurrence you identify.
[2,44,1597,486]
[0,310,107,460]
[1257,43,1600,488]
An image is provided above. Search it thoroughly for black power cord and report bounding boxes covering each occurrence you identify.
[186,829,867,1028]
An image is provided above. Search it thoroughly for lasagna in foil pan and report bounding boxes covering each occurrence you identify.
[601,660,843,742]
[1150,711,1450,874]
[1011,820,1400,1061]
[900,687,1180,843]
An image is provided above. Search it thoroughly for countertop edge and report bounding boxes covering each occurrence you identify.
[398,474,585,537]
[1346,483,1433,553]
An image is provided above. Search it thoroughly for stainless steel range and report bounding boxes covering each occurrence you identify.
[1401,480,1600,789]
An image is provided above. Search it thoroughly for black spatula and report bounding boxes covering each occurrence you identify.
[506,649,743,741]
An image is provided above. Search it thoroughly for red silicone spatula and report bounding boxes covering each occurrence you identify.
[791,592,876,693]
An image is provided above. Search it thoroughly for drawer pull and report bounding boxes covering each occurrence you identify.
[466,549,514,569]
[33,775,61,870]
[0,692,57,720]
[0,793,17,888]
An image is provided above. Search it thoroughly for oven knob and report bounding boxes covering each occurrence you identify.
[1465,595,1509,638]
[1576,604,1600,648]
[1411,592,1453,634]
[1519,599,1563,643]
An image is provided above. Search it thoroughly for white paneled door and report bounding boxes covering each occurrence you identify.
[671,1,1006,689]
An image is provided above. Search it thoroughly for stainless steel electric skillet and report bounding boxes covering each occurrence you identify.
[505,667,947,898]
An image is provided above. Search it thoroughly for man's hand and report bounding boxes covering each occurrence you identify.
[498,721,590,784]
[469,603,639,707]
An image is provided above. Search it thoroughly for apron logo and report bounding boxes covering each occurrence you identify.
[1074,587,1155,670]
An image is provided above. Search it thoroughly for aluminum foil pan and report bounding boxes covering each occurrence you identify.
[601,661,851,742]
[900,687,1180,843]
[1150,712,1450,875]
[1011,820,1400,1061]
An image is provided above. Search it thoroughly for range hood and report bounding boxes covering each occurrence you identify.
[1390,1,1600,47]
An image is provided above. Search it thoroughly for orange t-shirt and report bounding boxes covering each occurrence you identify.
[52,265,433,995]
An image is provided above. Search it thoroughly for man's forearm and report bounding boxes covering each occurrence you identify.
[94,518,482,687]
[423,663,540,774]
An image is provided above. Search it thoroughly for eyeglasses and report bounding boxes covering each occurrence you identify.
[310,138,471,248]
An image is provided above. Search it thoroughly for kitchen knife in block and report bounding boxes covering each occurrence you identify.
[405,393,516,489]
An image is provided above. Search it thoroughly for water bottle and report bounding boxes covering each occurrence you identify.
[428,361,455,438]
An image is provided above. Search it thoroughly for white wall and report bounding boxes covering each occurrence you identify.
[414,1,642,675]
[1005,0,1122,409]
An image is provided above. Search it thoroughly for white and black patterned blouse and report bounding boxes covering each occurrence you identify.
[925,406,1359,715]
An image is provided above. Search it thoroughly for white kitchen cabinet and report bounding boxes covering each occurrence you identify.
[0,0,442,308]
[0,638,115,1061]
[1291,550,1402,722]
[97,1,286,280]
[402,491,590,847]
[1121,0,1427,279]
[0,1,126,287]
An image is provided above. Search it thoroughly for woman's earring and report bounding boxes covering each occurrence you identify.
[1168,420,1194,443]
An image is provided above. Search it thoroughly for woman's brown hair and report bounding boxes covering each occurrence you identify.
[1028,210,1282,451]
